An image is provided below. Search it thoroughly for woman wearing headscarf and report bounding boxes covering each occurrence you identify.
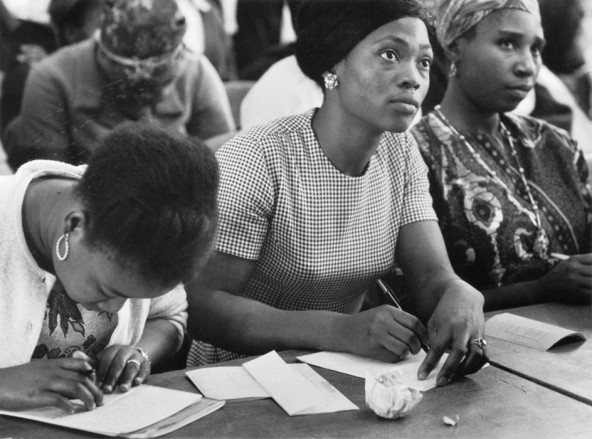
[186,0,487,387]
[3,0,235,170]
[411,0,592,311]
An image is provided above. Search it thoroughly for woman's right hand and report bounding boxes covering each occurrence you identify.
[336,304,428,362]
[539,254,592,304]
[0,358,103,413]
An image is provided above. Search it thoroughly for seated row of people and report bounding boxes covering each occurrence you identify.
[0,0,589,413]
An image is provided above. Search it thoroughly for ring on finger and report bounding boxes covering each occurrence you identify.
[126,359,141,369]
[469,338,487,350]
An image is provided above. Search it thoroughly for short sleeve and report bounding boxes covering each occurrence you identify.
[148,284,188,350]
[215,133,275,259]
[400,132,437,226]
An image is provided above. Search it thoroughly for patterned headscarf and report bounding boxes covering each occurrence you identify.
[436,0,541,58]
[96,0,188,108]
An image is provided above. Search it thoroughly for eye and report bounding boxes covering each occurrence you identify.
[418,57,432,71]
[499,39,515,50]
[380,49,399,62]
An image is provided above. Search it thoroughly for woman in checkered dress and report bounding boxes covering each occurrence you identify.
[186,0,487,386]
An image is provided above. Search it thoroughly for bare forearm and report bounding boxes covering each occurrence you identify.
[482,279,545,312]
[188,290,345,355]
[136,319,181,366]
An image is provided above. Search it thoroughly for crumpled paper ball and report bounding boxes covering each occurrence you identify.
[365,368,423,419]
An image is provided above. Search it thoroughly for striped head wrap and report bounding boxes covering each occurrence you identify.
[436,0,541,58]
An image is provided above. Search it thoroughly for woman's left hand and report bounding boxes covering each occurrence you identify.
[417,280,487,386]
[96,345,151,393]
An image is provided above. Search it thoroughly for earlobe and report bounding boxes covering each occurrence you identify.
[64,210,87,234]
[322,71,339,90]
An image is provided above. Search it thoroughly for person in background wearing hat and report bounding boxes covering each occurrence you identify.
[411,0,592,311]
[0,0,102,136]
[186,0,487,387]
[3,0,235,170]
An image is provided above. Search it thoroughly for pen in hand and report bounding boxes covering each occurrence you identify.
[72,350,97,381]
[376,279,430,353]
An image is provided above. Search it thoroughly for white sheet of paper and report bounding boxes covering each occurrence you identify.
[297,351,446,391]
[186,366,270,400]
[0,385,202,437]
[485,312,586,351]
[243,351,358,416]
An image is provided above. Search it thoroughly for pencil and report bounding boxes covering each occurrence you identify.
[375,279,429,353]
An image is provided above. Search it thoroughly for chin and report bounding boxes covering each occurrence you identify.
[386,119,414,133]
[495,97,526,113]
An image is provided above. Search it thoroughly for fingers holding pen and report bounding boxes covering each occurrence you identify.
[351,305,428,362]
[388,308,429,355]
[67,352,103,408]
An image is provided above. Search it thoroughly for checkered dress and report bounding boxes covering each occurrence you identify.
[187,110,436,366]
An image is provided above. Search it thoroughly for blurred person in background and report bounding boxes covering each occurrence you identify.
[1,0,102,134]
[3,0,234,170]
[177,0,236,81]
[538,0,591,118]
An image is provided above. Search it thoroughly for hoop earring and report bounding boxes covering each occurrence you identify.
[323,72,339,90]
[56,233,70,261]
[448,61,458,78]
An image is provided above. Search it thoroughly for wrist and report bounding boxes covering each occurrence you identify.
[531,277,552,303]
[324,313,349,353]
[442,278,485,306]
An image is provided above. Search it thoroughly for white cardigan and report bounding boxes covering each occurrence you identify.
[0,161,188,367]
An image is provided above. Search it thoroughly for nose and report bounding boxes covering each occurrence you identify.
[399,61,421,91]
[515,49,540,78]
[98,297,127,313]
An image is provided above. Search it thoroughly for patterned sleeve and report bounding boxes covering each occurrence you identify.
[215,132,275,260]
[400,132,438,226]
[574,148,592,252]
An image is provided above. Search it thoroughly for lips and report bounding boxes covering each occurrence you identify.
[390,96,419,114]
[508,84,533,92]
[391,96,420,108]
[505,84,533,100]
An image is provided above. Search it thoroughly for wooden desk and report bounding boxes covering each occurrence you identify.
[486,303,592,405]
[2,350,592,438]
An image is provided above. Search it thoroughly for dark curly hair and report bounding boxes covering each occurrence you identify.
[75,122,219,286]
[296,0,435,88]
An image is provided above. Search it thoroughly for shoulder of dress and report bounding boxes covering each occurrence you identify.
[504,112,574,148]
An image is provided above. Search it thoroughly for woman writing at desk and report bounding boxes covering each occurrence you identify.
[0,123,219,412]
[411,0,592,311]
[187,0,487,387]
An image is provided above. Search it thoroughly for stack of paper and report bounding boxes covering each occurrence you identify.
[485,313,586,351]
[0,385,224,438]
[187,351,358,416]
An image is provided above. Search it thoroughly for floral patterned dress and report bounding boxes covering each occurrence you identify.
[32,280,117,362]
[412,112,592,290]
